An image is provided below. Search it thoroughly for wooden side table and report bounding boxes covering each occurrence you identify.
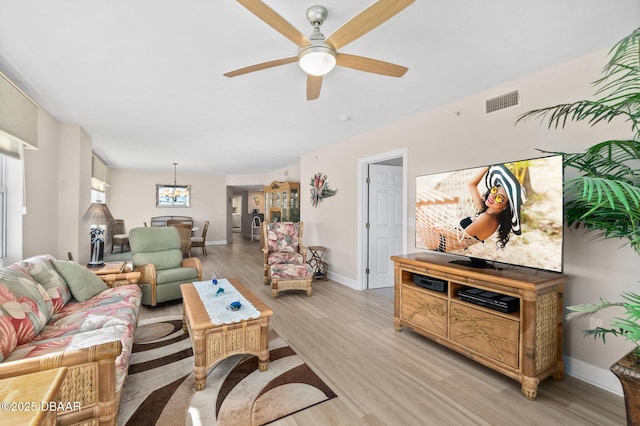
[87,261,141,287]
[0,367,68,426]
[87,261,128,275]
[307,246,328,281]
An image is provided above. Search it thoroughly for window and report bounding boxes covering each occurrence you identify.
[91,189,105,203]
[91,155,108,203]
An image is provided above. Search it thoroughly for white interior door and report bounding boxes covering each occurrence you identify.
[368,164,403,289]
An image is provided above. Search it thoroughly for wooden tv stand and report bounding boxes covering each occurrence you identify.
[391,253,567,399]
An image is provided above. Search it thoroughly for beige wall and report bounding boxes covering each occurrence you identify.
[22,109,60,259]
[107,169,227,243]
[58,124,92,264]
[300,48,636,394]
[247,189,264,214]
[226,164,300,187]
[6,154,23,262]
[21,111,93,264]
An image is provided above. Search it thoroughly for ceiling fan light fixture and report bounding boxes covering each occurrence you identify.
[224,1,413,99]
[298,44,336,76]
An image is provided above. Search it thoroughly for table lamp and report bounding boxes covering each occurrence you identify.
[81,202,115,267]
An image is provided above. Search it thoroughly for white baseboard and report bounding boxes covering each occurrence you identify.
[327,271,359,290]
[564,355,623,396]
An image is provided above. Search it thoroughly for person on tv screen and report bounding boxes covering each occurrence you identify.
[432,164,526,252]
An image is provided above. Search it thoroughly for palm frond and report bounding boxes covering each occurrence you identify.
[595,27,640,94]
[582,327,629,343]
[563,174,640,254]
[561,140,640,182]
[567,291,640,345]
[620,292,640,321]
[516,100,637,132]
[565,298,622,320]
[540,139,640,254]
[516,27,640,138]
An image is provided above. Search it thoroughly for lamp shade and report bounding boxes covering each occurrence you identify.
[81,203,115,225]
[298,45,336,76]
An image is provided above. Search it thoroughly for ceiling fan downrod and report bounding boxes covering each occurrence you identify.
[306,5,328,27]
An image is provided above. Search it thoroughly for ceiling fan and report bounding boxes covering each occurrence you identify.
[224,0,415,100]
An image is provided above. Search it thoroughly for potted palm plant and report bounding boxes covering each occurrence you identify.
[517,26,640,424]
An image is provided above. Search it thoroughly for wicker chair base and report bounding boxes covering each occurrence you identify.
[271,276,313,298]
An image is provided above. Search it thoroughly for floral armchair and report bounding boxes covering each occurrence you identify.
[262,222,307,284]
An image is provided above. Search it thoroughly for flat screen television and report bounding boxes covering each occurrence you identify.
[415,155,563,272]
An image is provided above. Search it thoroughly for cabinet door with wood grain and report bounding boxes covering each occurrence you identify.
[400,286,448,337]
[449,302,520,368]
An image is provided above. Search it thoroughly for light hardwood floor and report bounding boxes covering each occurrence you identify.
[134,235,626,426]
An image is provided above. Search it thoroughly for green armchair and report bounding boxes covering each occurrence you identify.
[130,226,202,306]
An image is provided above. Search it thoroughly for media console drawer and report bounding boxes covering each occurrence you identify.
[392,253,567,400]
[450,302,519,369]
[400,285,447,337]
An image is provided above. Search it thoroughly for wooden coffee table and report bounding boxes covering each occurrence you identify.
[180,278,273,390]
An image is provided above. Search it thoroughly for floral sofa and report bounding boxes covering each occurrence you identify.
[0,254,141,426]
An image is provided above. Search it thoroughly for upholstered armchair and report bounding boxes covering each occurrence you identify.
[262,222,307,284]
[129,226,202,306]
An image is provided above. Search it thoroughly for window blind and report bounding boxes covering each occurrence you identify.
[0,71,37,158]
[91,155,110,191]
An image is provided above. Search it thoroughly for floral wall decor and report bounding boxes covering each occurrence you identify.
[310,173,337,207]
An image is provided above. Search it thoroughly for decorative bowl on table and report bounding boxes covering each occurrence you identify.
[227,301,242,311]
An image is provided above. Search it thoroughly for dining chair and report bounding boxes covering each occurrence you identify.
[251,216,261,241]
[190,221,209,256]
[111,219,129,253]
[170,223,192,258]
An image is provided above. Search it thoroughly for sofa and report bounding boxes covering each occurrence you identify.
[0,254,141,426]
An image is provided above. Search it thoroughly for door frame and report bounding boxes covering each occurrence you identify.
[357,148,408,290]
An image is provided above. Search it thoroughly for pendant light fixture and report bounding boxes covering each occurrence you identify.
[156,163,191,207]
[165,162,179,201]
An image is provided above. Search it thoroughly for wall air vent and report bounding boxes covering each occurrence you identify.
[485,90,520,114]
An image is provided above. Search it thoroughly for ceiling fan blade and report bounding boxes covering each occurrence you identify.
[223,56,298,77]
[326,0,414,50]
[307,75,323,101]
[236,0,311,47]
[336,53,408,77]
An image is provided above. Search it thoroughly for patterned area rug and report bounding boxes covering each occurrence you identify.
[118,315,336,426]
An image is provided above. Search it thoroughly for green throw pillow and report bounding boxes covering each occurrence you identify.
[53,260,108,302]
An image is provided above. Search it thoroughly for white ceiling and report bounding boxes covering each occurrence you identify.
[1,1,638,175]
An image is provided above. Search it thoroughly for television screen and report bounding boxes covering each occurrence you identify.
[415,155,563,272]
